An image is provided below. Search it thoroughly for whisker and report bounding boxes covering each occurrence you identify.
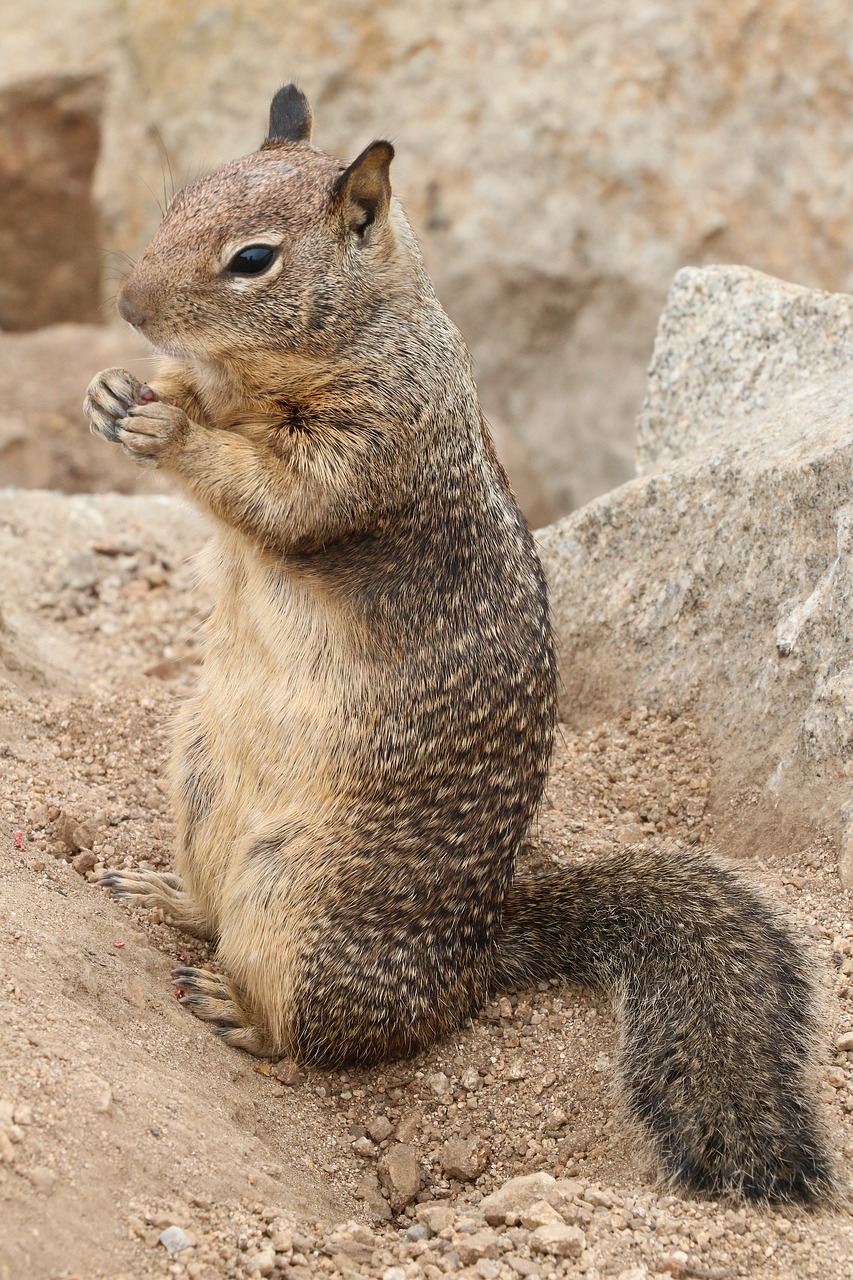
[140,176,165,217]
[101,247,137,269]
[153,126,177,205]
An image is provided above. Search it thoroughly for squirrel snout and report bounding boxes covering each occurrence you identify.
[117,280,149,331]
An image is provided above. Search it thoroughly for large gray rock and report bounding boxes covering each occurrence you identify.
[637,266,853,471]
[538,266,853,870]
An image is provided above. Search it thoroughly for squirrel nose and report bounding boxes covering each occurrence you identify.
[117,279,148,330]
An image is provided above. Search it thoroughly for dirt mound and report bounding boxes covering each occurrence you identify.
[1,490,852,1278]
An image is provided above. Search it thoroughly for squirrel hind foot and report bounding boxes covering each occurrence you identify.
[172,965,275,1057]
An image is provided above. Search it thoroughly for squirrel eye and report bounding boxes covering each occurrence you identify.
[226,244,277,275]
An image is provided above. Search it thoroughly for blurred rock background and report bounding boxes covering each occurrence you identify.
[3,0,853,521]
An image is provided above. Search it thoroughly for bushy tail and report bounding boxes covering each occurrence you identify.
[493,846,833,1203]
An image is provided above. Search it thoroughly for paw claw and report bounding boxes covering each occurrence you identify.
[171,966,197,981]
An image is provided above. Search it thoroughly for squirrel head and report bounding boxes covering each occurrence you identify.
[117,86,418,371]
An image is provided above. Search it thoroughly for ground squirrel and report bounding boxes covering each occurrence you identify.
[85,86,831,1203]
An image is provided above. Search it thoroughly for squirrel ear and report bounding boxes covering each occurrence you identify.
[264,84,313,145]
[332,141,394,236]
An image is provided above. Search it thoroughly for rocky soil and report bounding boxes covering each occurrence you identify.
[1,490,853,1280]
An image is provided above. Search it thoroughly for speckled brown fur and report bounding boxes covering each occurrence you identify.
[85,87,832,1203]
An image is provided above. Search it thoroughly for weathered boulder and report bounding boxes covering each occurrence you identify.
[538,266,853,870]
[0,75,103,330]
[637,266,853,471]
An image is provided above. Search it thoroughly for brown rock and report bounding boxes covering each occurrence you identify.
[353,1170,392,1221]
[438,1136,489,1182]
[0,75,103,330]
[71,849,97,875]
[271,1059,302,1085]
[455,1229,499,1265]
[415,1204,456,1235]
[56,811,85,852]
[394,1111,423,1144]
[479,1172,562,1226]
[377,1143,421,1212]
[367,1115,394,1143]
[530,1223,586,1259]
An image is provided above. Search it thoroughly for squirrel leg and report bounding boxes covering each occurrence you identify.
[98,869,215,940]
[493,847,833,1204]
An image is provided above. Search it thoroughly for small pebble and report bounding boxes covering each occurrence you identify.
[245,1245,276,1275]
[159,1226,193,1255]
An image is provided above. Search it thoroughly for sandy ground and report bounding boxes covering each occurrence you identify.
[1,490,853,1280]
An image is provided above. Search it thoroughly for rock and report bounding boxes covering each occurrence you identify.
[394,1111,423,1144]
[415,1203,456,1235]
[425,1070,451,1098]
[323,1223,374,1265]
[530,1223,586,1258]
[56,812,83,852]
[554,1178,586,1202]
[269,1226,293,1253]
[245,1245,276,1275]
[377,1143,421,1212]
[271,1058,302,1085]
[367,1114,394,1143]
[504,1258,540,1278]
[59,551,100,592]
[636,267,853,473]
[584,1187,614,1208]
[836,1031,853,1052]
[479,1172,563,1225]
[351,1136,376,1157]
[455,1229,500,1265]
[0,75,102,330]
[71,849,97,875]
[159,1226,194,1254]
[354,1170,392,1221]
[438,1136,489,1181]
[539,266,853,848]
[520,1199,565,1229]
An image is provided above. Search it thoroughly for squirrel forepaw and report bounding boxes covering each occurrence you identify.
[84,369,188,468]
[84,367,146,443]
[115,399,190,468]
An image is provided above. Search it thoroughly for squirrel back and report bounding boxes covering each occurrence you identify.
[86,85,832,1204]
